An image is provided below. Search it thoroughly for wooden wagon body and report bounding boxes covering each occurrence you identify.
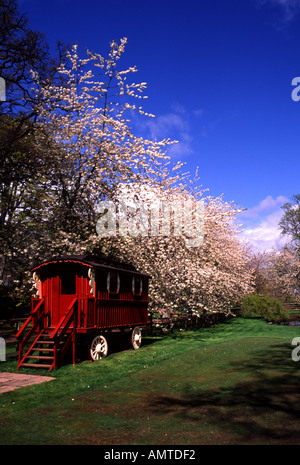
[16,254,150,370]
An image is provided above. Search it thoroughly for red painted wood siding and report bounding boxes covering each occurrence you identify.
[35,261,149,332]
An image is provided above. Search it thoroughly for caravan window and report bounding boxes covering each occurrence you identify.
[132,276,143,296]
[107,271,120,294]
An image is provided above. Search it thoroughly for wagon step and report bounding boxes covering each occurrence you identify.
[20,363,52,369]
[17,330,66,370]
[36,340,54,344]
[34,347,54,352]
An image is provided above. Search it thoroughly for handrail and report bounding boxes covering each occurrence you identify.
[15,298,45,339]
[16,298,46,369]
[50,296,78,339]
[50,296,78,369]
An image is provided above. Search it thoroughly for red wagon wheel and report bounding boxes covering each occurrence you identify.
[90,335,108,360]
[131,326,142,350]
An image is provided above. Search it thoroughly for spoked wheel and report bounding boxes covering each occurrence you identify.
[131,326,142,350]
[90,335,108,360]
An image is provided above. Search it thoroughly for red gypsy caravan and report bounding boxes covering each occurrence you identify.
[16,254,150,370]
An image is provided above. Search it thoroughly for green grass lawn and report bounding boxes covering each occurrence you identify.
[1,317,300,445]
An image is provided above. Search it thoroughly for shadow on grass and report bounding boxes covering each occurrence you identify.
[70,331,164,364]
[151,343,300,443]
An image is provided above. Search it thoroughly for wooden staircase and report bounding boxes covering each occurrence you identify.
[16,296,78,371]
[18,329,68,370]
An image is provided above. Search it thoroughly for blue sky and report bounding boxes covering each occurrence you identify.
[18,0,300,251]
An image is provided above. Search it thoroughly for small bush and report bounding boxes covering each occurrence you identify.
[241,294,289,322]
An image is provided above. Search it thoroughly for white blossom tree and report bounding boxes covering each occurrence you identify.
[2,37,255,315]
[247,247,300,302]
[91,184,254,315]
[31,39,178,238]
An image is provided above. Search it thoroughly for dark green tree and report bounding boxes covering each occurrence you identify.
[0,0,64,294]
[279,194,300,250]
[0,0,61,117]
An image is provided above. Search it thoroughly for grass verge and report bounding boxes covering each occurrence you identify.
[1,318,300,445]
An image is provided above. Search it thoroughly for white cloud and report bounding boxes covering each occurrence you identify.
[132,104,200,159]
[193,108,204,118]
[256,0,300,23]
[241,209,288,252]
[146,111,194,158]
[146,112,188,141]
[239,195,288,219]
[238,195,290,252]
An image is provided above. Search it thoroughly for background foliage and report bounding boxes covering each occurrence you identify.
[0,0,299,317]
